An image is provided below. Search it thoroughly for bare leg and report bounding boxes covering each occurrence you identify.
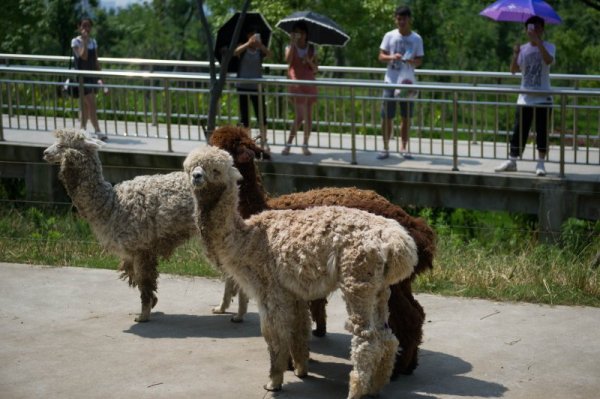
[87,93,101,132]
[282,102,304,154]
[302,102,313,155]
[400,116,410,152]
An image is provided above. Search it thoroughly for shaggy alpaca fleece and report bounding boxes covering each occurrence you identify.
[210,124,436,376]
[184,146,418,398]
[43,128,198,322]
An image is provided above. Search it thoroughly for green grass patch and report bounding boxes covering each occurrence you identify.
[0,203,598,307]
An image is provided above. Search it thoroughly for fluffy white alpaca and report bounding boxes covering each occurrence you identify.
[183,146,418,398]
[43,128,198,322]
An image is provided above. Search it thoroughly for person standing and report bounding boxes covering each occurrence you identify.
[234,27,272,153]
[71,17,107,141]
[282,21,318,156]
[377,6,424,160]
[495,16,555,177]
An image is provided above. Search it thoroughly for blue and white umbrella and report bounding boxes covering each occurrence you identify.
[276,11,350,47]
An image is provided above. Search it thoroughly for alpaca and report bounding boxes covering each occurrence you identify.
[210,125,435,376]
[43,128,198,322]
[184,146,418,398]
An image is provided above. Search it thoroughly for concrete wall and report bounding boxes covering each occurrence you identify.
[1,143,599,242]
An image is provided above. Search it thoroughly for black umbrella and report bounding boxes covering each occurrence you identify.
[275,11,350,47]
[215,12,273,73]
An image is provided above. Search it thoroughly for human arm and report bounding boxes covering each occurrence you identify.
[528,31,554,65]
[378,49,402,63]
[510,44,521,74]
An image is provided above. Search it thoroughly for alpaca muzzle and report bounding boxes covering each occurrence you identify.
[191,167,205,186]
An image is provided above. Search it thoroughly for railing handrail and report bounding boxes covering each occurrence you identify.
[1,53,598,83]
[1,64,599,99]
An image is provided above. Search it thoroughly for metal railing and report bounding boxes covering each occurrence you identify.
[1,54,599,177]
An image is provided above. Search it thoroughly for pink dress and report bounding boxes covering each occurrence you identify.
[287,44,317,106]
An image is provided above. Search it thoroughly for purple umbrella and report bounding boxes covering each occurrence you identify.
[480,0,562,25]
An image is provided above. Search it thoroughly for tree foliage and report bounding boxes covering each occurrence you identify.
[1,0,598,74]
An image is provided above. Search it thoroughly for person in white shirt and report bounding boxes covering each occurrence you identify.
[377,6,424,160]
[495,16,556,177]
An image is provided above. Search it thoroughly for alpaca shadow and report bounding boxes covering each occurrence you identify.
[301,333,506,399]
[123,311,262,339]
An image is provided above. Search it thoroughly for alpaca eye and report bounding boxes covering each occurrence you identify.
[212,169,221,176]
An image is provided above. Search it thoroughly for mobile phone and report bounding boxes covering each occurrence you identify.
[255,33,261,42]
[527,23,534,32]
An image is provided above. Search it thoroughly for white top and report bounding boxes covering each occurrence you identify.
[71,37,98,54]
[516,41,555,105]
[380,30,424,84]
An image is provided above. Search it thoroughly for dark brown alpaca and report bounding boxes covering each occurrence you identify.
[209,125,436,377]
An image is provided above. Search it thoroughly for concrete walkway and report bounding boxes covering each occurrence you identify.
[1,263,599,399]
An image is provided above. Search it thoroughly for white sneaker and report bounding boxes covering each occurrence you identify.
[376,150,389,160]
[495,159,517,172]
[535,161,546,177]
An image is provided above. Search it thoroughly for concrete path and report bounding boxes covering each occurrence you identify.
[0,262,599,399]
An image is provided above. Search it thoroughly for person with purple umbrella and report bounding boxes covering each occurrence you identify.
[495,15,556,177]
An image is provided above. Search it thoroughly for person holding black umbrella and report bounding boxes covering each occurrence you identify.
[281,21,318,156]
[234,26,272,153]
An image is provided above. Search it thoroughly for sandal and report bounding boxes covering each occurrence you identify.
[302,144,312,156]
[281,145,291,156]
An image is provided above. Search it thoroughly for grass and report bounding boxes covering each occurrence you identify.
[0,203,598,307]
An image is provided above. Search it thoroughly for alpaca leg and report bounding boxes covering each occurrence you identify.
[388,279,425,377]
[341,285,380,399]
[368,289,398,394]
[118,259,135,287]
[213,275,237,314]
[133,254,158,322]
[232,288,249,323]
[260,298,295,392]
[289,300,311,378]
[309,298,327,337]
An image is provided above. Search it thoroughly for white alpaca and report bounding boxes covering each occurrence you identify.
[183,146,418,398]
[43,128,198,322]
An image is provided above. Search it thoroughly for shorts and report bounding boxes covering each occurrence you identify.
[380,89,414,119]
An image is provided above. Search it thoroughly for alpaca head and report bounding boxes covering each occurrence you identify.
[209,125,271,163]
[183,146,242,194]
[43,128,104,164]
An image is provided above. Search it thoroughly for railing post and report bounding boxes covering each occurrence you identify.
[559,94,566,178]
[452,91,459,171]
[78,75,85,128]
[151,66,158,126]
[350,86,357,165]
[164,79,173,152]
[0,81,4,141]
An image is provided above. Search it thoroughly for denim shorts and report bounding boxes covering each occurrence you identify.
[380,89,414,119]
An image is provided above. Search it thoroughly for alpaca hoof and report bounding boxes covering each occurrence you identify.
[294,368,308,378]
[230,315,244,323]
[212,307,226,314]
[263,383,282,392]
[135,314,150,322]
[312,328,326,337]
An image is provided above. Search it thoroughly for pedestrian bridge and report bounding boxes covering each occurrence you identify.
[1,54,599,241]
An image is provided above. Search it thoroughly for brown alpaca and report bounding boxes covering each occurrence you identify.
[209,125,436,377]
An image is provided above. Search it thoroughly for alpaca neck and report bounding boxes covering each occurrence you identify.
[237,160,270,218]
[196,182,255,284]
[59,152,115,220]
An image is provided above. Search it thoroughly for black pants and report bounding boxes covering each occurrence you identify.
[510,104,551,158]
[238,89,267,128]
